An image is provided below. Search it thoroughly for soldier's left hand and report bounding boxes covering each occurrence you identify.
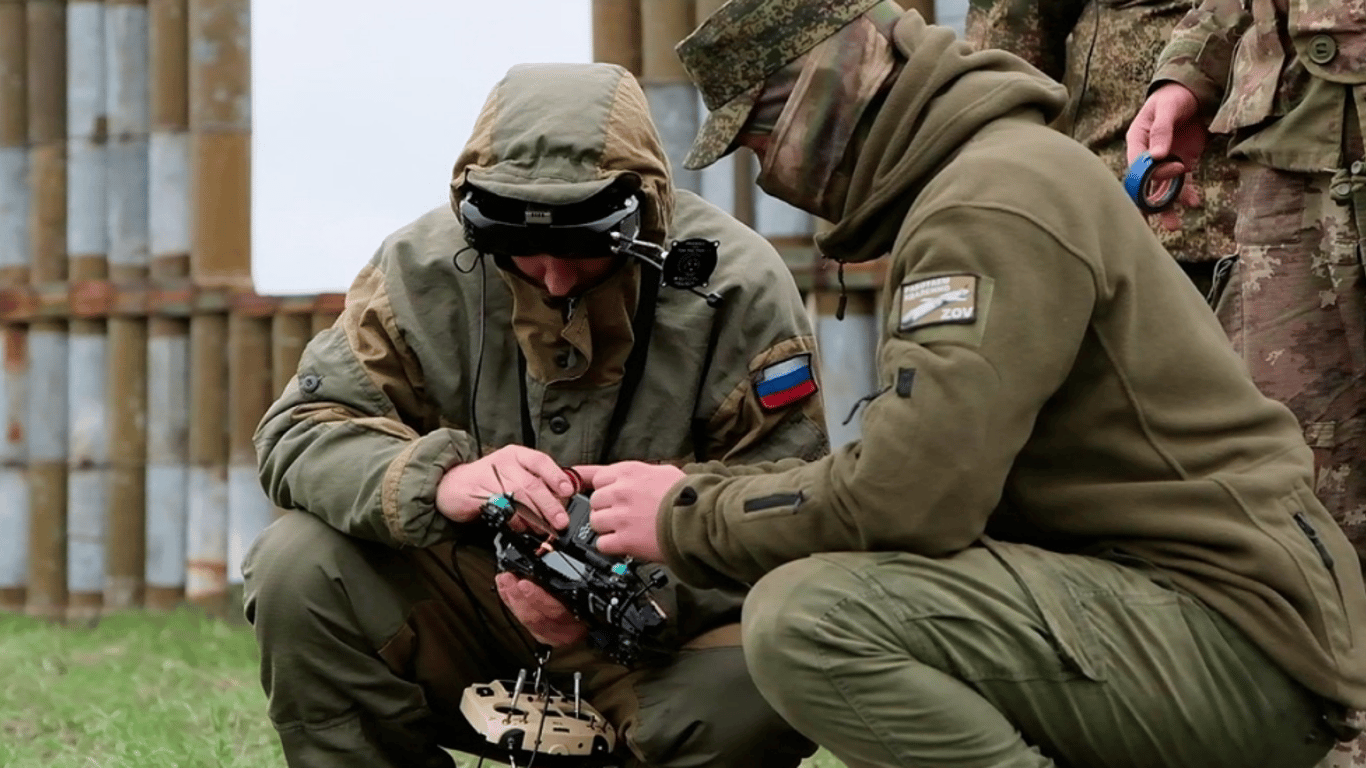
[494,572,589,648]
[573,461,685,563]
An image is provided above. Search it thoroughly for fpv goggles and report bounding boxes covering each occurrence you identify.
[459,183,643,259]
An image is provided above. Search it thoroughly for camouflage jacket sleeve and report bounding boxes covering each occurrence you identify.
[656,200,1095,590]
[1150,0,1250,115]
[964,0,1089,81]
[253,251,480,549]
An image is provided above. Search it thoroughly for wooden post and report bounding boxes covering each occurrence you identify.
[592,0,641,76]
[105,0,150,612]
[26,0,68,621]
[226,299,273,622]
[185,310,227,615]
[187,0,249,288]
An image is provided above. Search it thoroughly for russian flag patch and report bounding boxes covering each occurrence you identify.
[755,354,818,411]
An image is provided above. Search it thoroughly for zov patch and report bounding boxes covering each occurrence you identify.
[755,354,818,411]
[899,274,979,332]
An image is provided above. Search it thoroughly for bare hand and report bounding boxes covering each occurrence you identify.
[574,462,685,563]
[1125,82,1207,231]
[436,445,576,528]
[495,572,588,647]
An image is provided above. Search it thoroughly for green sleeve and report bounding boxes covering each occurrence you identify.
[1151,0,1250,115]
[658,204,1096,588]
[254,260,480,549]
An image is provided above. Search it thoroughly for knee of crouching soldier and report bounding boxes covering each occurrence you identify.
[741,558,851,691]
[242,511,358,637]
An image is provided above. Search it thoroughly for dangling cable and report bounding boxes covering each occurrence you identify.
[454,248,490,458]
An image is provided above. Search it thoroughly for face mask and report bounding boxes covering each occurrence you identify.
[753,15,896,223]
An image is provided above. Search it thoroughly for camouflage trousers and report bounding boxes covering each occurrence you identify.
[1216,162,1366,566]
[1215,163,1366,768]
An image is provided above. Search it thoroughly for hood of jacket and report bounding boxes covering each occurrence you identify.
[816,12,1068,263]
[450,62,675,247]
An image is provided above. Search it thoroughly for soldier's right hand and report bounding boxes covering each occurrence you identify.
[435,445,577,528]
[1126,82,1207,231]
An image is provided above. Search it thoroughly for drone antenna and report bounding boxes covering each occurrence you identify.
[509,668,527,719]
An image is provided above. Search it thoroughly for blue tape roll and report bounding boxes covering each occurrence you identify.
[1123,152,1184,214]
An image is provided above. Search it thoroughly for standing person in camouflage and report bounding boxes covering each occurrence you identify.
[965,0,1239,298]
[564,1,1366,766]
[1128,0,1366,574]
[240,62,827,768]
[1128,4,1366,765]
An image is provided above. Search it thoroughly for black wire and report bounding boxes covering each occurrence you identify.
[1069,0,1101,140]
[460,250,489,459]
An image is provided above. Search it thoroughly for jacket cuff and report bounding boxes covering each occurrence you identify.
[381,428,478,547]
[1151,46,1223,118]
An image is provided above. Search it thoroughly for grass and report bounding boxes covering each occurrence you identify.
[0,608,283,767]
[0,609,845,767]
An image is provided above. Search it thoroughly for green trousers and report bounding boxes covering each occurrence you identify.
[742,542,1343,768]
[242,511,814,768]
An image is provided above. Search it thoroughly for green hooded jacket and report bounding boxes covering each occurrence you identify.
[253,64,828,635]
[659,14,1366,707]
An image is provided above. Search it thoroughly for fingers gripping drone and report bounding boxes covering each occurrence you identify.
[476,470,669,667]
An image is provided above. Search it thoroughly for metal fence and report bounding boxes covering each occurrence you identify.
[0,0,942,621]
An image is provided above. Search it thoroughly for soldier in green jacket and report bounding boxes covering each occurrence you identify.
[574,2,1366,767]
[242,63,827,768]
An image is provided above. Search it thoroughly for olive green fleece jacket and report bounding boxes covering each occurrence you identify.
[660,13,1366,706]
[252,65,827,592]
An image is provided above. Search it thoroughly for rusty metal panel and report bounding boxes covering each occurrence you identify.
[0,149,28,279]
[108,0,150,269]
[185,311,226,613]
[144,316,187,608]
[0,324,28,610]
[149,131,187,261]
[106,314,146,609]
[67,0,106,269]
[26,319,66,618]
[66,319,106,621]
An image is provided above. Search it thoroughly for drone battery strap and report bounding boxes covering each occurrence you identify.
[518,266,662,464]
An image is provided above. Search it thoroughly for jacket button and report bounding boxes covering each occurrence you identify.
[299,373,321,393]
[548,415,570,434]
[1308,34,1337,65]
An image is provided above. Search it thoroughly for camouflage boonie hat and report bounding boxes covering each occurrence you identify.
[676,0,886,169]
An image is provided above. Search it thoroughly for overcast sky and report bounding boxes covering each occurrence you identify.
[251,0,968,296]
[252,1,593,295]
